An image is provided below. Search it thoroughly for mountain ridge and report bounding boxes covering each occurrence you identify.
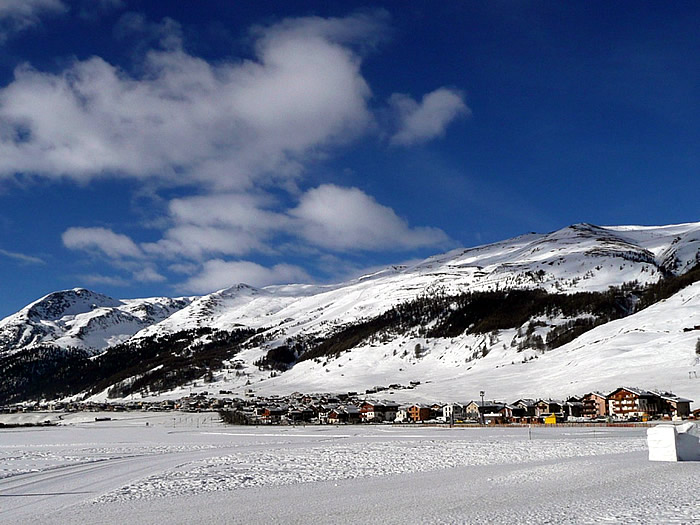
[1,221,699,405]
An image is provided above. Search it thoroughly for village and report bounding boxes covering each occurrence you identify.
[1,385,696,426]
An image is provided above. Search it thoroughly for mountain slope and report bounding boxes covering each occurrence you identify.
[0,289,193,355]
[0,221,698,405]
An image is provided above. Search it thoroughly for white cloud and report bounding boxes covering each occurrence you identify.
[62,227,143,258]
[78,273,129,287]
[0,12,379,188]
[142,192,288,259]
[31,12,464,292]
[0,247,44,264]
[389,87,469,146]
[0,0,65,41]
[179,259,310,294]
[139,185,448,260]
[289,184,449,251]
[132,266,166,283]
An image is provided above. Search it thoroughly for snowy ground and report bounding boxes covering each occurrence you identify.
[0,412,698,524]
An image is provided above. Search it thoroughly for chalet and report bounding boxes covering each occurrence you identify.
[562,398,584,419]
[651,391,693,419]
[443,403,469,423]
[360,401,379,422]
[260,406,287,424]
[286,406,315,423]
[464,401,482,420]
[382,402,400,422]
[535,399,563,418]
[581,392,609,419]
[359,401,399,422]
[482,403,513,425]
[407,404,431,422]
[607,387,660,420]
[512,399,537,418]
[327,408,348,424]
[316,405,334,424]
[344,405,362,424]
[395,407,409,423]
[506,404,530,423]
[465,400,510,423]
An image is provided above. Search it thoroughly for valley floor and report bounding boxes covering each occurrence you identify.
[0,412,698,524]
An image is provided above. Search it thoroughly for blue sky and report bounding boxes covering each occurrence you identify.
[0,1,698,317]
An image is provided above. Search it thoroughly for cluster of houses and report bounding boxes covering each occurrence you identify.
[0,393,231,414]
[233,386,696,425]
[2,386,695,425]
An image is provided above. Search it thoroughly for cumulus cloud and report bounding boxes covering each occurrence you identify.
[0,0,65,41]
[289,184,449,251]
[389,87,469,146]
[133,266,166,283]
[43,12,462,293]
[137,185,448,261]
[62,227,143,258]
[0,12,379,188]
[142,193,287,259]
[179,259,310,294]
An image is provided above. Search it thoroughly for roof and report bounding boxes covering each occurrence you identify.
[651,390,694,403]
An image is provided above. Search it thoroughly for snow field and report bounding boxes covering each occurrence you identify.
[1,415,698,524]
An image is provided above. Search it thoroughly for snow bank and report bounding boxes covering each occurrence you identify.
[647,423,700,462]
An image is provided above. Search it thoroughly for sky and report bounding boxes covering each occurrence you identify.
[0,1,698,317]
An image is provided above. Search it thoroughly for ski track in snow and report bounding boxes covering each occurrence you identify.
[98,437,647,502]
[0,416,698,525]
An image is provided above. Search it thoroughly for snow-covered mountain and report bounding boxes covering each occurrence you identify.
[132,222,699,345]
[1,221,699,404]
[0,289,193,355]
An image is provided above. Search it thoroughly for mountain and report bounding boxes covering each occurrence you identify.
[0,289,193,355]
[0,222,698,405]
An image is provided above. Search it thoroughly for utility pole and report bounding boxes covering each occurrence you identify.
[480,390,485,425]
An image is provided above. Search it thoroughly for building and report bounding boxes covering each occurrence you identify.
[443,403,468,423]
[652,391,693,419]
[607,387,660,420]
[581,392,609,419]
[407,404,431,422]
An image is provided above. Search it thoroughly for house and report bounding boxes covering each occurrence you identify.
[535,399,563,418]
[465,400,510,423]
[260,406,287,424]
[512,399,537,418]
[395,407,409,423]
[327,408,348,424]
[343,404,362,424]
[382,402,400,422]
[316,404,334,424]
[407,404,431,422]
[442,403,468,423]
[360,401,380,422]
[482,403,512,425]
[464,401,482,420]
[429,403,444,419]
[607,387,660,420]
[652,391,693,419]
[562,398,584,419]
[581,392,608,419]
[286,406,315,423]
[360,401,397,423]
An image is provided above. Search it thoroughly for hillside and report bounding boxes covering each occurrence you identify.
[0,221,698,405]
